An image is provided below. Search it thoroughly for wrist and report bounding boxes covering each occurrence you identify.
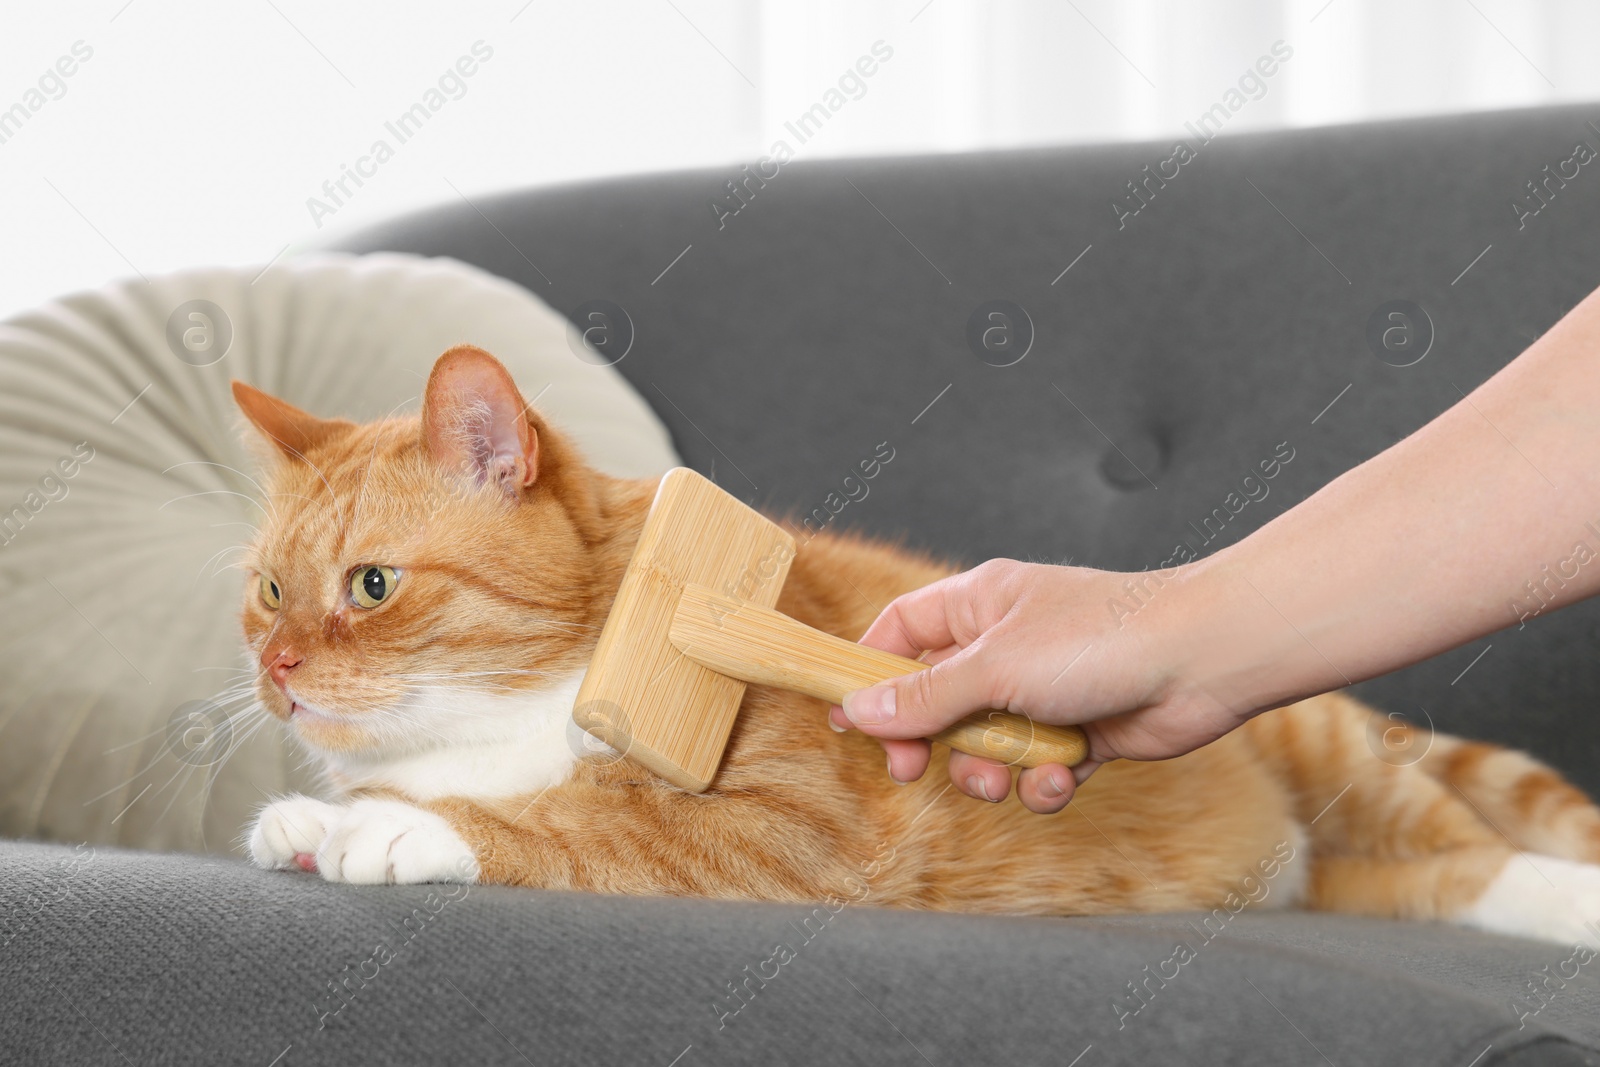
[1144,547,1340,723]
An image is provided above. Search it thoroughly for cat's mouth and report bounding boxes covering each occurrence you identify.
[285,692,346,725]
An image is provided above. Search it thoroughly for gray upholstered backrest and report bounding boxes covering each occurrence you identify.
[334,103,1600,795]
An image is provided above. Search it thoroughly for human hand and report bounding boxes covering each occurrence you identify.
[830,559,1252,813]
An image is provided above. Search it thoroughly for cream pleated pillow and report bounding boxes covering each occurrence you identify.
[0,253,678,854]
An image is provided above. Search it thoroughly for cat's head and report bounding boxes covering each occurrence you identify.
[233,345,612,756]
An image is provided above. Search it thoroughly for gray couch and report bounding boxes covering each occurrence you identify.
[7,103,1600,1064]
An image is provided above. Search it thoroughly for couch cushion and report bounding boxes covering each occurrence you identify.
[0,253,678,854]
[333,103,1600,800]
[1,839,1592,1066]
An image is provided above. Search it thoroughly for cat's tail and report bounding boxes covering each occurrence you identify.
[1247,691,1600,865]
[1416,729,1600,864]
[1248,692,1600,935]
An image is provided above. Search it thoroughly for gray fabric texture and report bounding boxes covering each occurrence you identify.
[1,840,1595,1065]
[335,101,1600,801]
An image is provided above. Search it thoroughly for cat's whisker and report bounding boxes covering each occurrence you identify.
[149,755,211,826]
[89,720,228,805]
[480,619,600,643]
[158,489,269,515]
[396,668,555,677]
[196,543,252,583]
[394,687,514,700]
[393,668,556,684]
[399,695,523,714]
[162,460,274,501]
[100,722,175,757]
[274,445,347,535]
[390,691,537,706]
[371,694,515,731]
[96,686,267,768]
[199,711,272,792]
[392,687,537,703]
[431,670,542,682]
[193,748,248,847]
[99,728,211,821]
[188,710,280,825]
[496,604,603,632]
[178,709,269,820]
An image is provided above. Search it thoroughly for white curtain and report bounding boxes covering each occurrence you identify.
[748,0,1600,156]
[3,0,1596,322]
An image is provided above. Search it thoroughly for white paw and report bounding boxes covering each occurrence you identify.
[249,795,344,871]
[1457,853,1600,946]
[316,799,479,885]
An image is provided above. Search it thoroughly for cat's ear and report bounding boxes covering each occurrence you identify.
[421,344,540,497]
[231,381,353,458]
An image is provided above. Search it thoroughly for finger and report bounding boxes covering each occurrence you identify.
[856,576,969,660]
[1016,764,1075,814]
[842,640,1002,741]
[883,738,931,784]
[946,750,1011,803]
[828,651,957,728]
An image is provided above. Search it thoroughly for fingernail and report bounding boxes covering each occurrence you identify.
[843,687,896,725]
[828,717,847,733]
[886,754,904,784]
[966,776,998,803]
[1039,770,1068,799]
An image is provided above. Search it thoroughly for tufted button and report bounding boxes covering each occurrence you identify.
[1098,432,1165,490]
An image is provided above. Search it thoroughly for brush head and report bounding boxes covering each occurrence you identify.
[573,468,795,791]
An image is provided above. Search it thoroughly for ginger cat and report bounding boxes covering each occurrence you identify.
[238,345,1600,946]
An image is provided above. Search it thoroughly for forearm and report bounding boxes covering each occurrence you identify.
[1168,285,1600,717]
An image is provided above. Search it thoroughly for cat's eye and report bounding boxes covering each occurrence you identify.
[350,565,399,609]
[259,575,281,610]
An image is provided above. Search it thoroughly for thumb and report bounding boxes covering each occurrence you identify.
[841,644,1001,740]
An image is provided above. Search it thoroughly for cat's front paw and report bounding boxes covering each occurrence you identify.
[317,798,479,885]
[249,795,344,872]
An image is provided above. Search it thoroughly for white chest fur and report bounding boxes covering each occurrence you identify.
[322,672,592,802]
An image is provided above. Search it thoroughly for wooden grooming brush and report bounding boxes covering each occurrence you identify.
[573,468,1088,792]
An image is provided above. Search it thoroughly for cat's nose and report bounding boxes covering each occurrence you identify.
[262,646,304,691]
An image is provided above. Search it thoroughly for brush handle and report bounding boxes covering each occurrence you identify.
[670,583,1089,769]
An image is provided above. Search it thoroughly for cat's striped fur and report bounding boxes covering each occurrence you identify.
[236,346,1600,945]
